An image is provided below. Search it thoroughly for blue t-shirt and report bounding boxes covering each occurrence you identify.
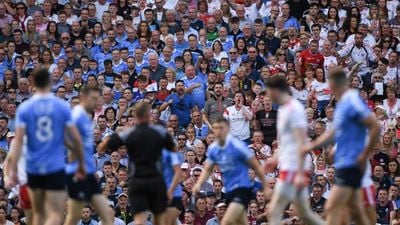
[162,149,183,197]
[333,90,371,169]
[165,93,193,127]
[207,135,254,192]
[66,105,96,175]
[15,94,73,175]
[183,76,207,109]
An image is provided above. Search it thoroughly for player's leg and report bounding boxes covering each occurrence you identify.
[63,199,85,225]
[23,209,32,225]
[27,188,45,225]
[153,212,166,225]
[363,185,377,225]
[164,206,180,225]
[338,206,351,225]
[324,186,353,225]
[237,208,249,225]
[294,188,324,225]
[134,212,149,225]
[91,194,114,225]
[269,182,293,225]
[19,185,32,225]
[347,189,370,225]
[221,202,247,225]
[43,190,67,225]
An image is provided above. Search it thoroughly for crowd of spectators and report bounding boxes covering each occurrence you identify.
[0,0,399,224]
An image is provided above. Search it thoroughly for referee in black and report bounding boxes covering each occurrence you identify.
[100,102,175,225]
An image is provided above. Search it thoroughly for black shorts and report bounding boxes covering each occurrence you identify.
[129,177,167,215]
[27,170,66,191]
[335,167,363,189]
[66,174,101,201]
[168,197,183,211]
[226,187,253,208]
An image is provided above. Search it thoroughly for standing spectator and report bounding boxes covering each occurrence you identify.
[161,80,195,128]
[254,96,277,146]
[223,92,252,143]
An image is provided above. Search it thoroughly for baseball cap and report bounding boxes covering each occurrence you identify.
[118,193,128,199]
[375,105,385,111]
[145,85,158,94]
[216,202,227,208]
[396,112,400,118]
[116,20,124,26]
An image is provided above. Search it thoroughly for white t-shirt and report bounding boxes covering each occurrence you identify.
[310,80,331,101]
[277,98,312,171]
[223,105,252,141]
[290,87,309,106]
[383,98,400,119]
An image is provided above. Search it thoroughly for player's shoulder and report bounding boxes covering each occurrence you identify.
[229,136,248,151]
[149,124,168,136]
[71,105,86,120]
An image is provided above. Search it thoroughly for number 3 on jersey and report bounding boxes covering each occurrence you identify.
[36,116,53,142]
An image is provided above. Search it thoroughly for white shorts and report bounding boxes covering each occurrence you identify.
[274,178,309,202]
[362,185,376,207]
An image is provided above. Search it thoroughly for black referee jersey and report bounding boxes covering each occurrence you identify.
[108,124,175,178]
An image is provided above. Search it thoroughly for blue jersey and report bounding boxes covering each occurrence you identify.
[162,149,183,197]
[206,134,254,192]
[66,105,96,175]
[15,94,73,175]
[333,90,371,169]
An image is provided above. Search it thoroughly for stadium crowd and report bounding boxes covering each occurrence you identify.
[0,0,399,224]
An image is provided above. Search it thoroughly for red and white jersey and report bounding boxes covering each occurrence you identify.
[277,98,312,171]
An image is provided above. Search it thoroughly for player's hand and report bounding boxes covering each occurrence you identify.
[167,189,173,204]
[357,153,368,172]
[4,170,17,190]
[75,165,87,181]
[192,184,201,196]
[264,157,278,173]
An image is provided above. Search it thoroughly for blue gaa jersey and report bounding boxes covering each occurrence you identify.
[206,134,254,192]
[15,94,73,175]
[333,90,371,169]
[162,149,183,197]
[66,105,96,175]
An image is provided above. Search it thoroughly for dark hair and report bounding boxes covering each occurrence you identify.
[103,161,112,167]
[81,86,100,97]
[213,117,229,125]
[265,75,289,92]
[0,116,8,123]
[328,69,347,86]
[33,69,51,89]
[134,102,150,120]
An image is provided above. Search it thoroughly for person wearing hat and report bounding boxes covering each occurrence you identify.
[115,193,133,224]
[205,202,227,225]
[142,85,162,109]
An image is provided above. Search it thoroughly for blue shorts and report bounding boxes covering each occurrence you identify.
[66,174,101,201]
[27,170,66,191]
[226,187,253,208]
[335,167,362,189]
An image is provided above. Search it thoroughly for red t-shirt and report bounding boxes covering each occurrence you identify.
[247,215,257,225]
[298,49,324,75]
